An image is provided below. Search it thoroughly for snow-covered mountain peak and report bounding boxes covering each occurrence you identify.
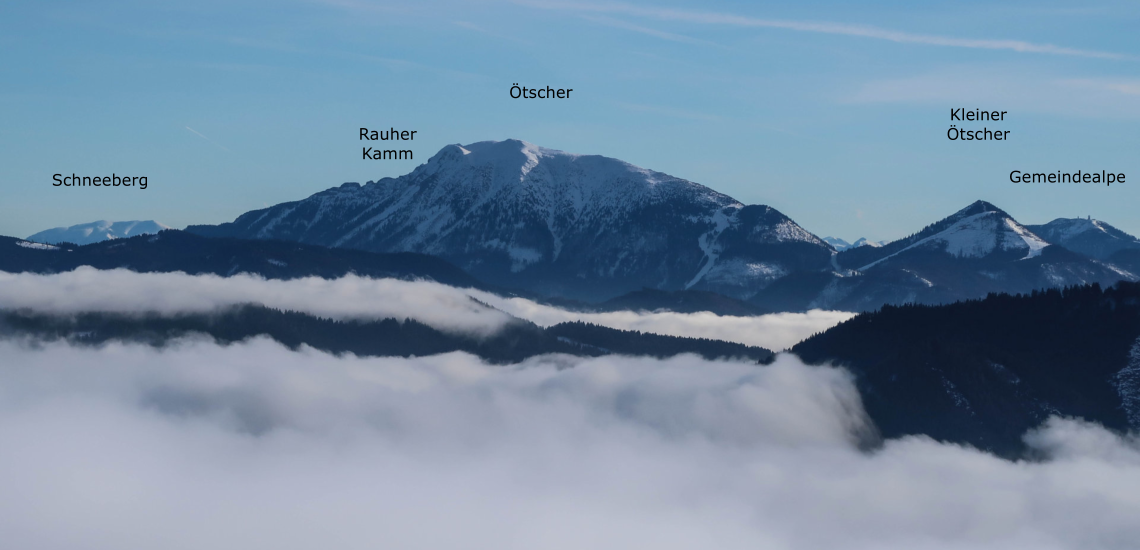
[439,139,547,171]
[27,220,171,246]
[860,207,1048,270]
[917,210,1048,258]
[852,238,885,248]
[823,237,851,250]
[1027,217,1140,261]
[823,237,886,251]
[1033,217,1136,243]
[189,139,835,300]
[426,140,576,175]
[389,139,743,219]
[948,200,1008,221]
[822,201,1138,310]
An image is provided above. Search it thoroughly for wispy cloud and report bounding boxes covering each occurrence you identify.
[580,14,718,46]
[520,0,1131,59]
[346,51,490,81]
[1065,78,1140,97]
[184,126,231,152]
[846,68,1140,118]
[452,20,532,44]
[614,101,723,122]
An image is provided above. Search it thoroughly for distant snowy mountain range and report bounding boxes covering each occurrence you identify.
[18,139,1139,313]
[28,220,170,245]
[822,237,887,251]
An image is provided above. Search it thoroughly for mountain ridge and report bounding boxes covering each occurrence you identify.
[189,139,835,301]
[180,140,1138,311]
[1028,217,1140,261]
[760,200,1137,312]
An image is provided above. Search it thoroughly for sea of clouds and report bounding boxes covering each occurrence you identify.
[0,338,1138,549]
[0,268,852,349]
[1,268,1138,549]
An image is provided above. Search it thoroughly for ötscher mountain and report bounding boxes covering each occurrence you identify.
[189,140,833,301]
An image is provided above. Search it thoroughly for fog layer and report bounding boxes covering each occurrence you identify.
[0,339,1137,549]
[0,268,850,348]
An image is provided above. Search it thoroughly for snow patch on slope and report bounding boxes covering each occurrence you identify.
[685,209,733,288]
[1052,218,1108,241]
[759,219,823,245]
[15,241,60,251]
[860,212,1049,270]
[1003,218,1049,258]
[701,259,787,288]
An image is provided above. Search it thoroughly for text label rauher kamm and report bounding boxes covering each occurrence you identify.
[361,127,414,160]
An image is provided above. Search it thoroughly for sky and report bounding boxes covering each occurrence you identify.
[1,0,1139,241]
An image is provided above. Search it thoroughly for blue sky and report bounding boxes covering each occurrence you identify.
[2,0,1138,241]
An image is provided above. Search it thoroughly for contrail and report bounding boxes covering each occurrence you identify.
[185,126,231,152]
[519,1,1131,60]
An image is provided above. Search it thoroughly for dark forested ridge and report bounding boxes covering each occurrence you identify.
[547,321,771,361]
[2,231,486,289]
[791,281,1140,457]
[0,306,773,363]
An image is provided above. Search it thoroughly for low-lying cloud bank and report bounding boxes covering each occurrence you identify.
[1,339,1138,549]
[0,268,851,349]
[470,291,855,350]
[0,267,520,337]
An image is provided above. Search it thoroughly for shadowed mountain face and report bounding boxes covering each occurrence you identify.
[188,139,834,302]
[791,281,1140,457]
[0,230,486,289]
